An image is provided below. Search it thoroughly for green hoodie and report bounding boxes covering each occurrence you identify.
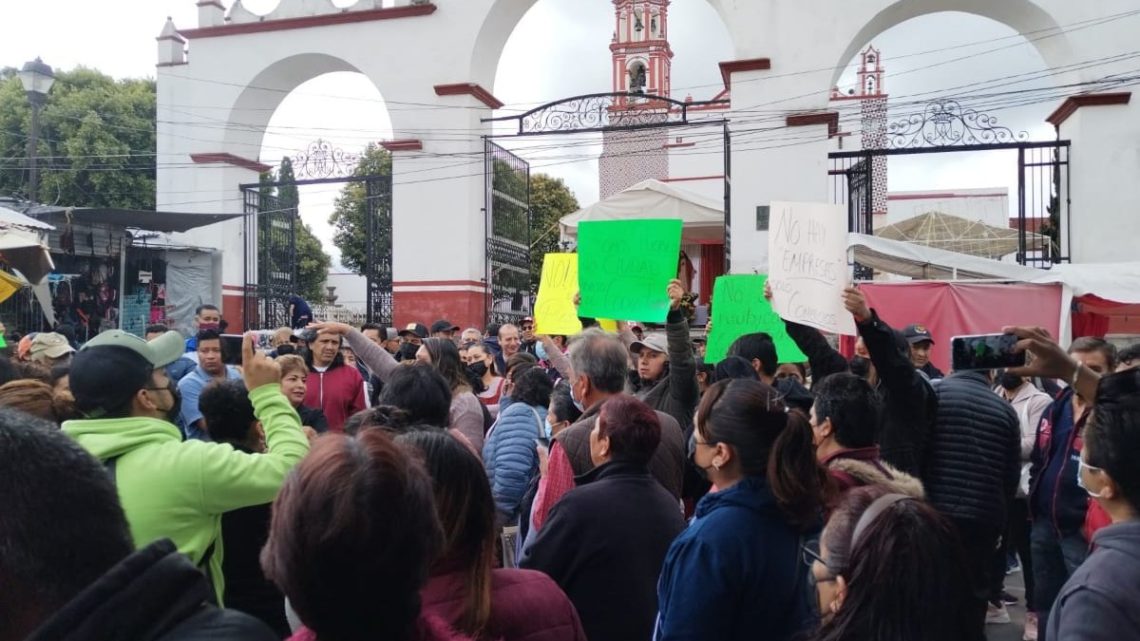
[62,383,310,603]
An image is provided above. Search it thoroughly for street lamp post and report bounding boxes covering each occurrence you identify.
[18,57,55,203]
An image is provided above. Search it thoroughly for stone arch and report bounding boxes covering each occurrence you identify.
[830,0,1076,91]
[470,0,738,93]
[223,52,385,158]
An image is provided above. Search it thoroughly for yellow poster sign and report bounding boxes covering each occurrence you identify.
[534,253,583,336]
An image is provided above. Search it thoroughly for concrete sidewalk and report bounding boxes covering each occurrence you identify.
[988,569,1033,641]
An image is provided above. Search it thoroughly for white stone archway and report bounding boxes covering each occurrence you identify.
[157,0,1140,331]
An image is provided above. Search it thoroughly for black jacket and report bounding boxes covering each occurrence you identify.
[27,539,277,641]
[635,310,700,434]
[521,461,686,641]
[923,371,1021,526]
[221,503,290,637]
[786,310,937,476]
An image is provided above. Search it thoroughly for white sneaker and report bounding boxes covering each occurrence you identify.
[986,602,1011,625]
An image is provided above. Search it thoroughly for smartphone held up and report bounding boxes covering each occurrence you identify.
[950,333,1026,371]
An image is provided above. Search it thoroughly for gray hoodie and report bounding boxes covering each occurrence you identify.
[1048,520,1140,641]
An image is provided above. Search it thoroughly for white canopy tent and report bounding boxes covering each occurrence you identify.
[0,206,55,285]
[849,233,1140,304]
[559,179,725,244]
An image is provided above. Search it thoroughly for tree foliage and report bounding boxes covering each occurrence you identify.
[0,67,155,207]
[258,157,331,302]
[528,173,579,286]
[329,143,392,275]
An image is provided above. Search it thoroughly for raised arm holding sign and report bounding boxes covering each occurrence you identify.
[576,219,683,323]
[767,201,856,336]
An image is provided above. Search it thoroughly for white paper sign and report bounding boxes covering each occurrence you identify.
[767,201,856,336]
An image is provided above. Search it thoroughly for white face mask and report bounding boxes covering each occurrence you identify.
[1077,459,1107,499]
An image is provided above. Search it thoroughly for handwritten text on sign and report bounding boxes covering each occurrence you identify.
[533,253,583,336]
[577,219,683,323]
[767,202,856,336]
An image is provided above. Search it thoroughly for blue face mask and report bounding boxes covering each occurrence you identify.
[543,418,554,440]
[1077,459,1107,499]
[569,380,585,412]
[535,341,548,361]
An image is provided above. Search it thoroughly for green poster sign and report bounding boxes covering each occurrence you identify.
[576,219,683,323]
[705,274,808,365]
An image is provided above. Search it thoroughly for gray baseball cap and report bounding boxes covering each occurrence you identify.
[630,333,669,355]
[81,330,187,369]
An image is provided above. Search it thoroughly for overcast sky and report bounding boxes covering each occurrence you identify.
[1,0,1092,268]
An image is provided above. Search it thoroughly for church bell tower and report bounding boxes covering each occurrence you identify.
[610,0,673,99]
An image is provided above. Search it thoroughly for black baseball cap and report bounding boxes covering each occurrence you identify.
[399,323,429,339]
[902,324,935,345]
[431,320,459,334]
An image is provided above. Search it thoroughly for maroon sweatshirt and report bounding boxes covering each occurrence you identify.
[303,362,365,432]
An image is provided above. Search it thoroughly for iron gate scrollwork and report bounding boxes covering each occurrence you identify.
[484,140,531,326]
[885,99,1030,149]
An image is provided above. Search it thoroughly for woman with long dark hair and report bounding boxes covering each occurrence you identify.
[807,485,974,641]
[398,430,586,641]
[309,323,487,454]
[261,430,465,641]
[482,367,553,526]
[655,378,832,641]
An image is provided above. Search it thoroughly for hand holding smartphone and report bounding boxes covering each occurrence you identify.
[950,333,1026,371]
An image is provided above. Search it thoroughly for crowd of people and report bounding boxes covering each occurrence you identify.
[1,282,1139,641]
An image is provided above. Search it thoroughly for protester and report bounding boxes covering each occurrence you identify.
[301,327,366,432]
[261,429,475,641]
[461,327,483,345]
[468,343,506,408]
[1049,368,1140,640]
[655,378,830,641]
[63,331,310,603]
[522,395,686,641]
[399,322,430,361]
[28,332,75,367]
[775,283,936,477]
[50,363,69,393]
[903,324,944,379]
[432,319,460,341]
[545,380,583,440]
[714,355,760,382]
[810,372,923,498]
[695,358,715,395]
[416,337,487,453]
[199,380,290,636]
[498,324,522,374]
[277,354,329,435]
[185,304,222,353]
[374,364,454,429]
[776,362,807,386]
[725,332,779,384]
[807,486,975,641]
[178,329,244,440]
[397,430,587,641]
[519,317,538,356]
[288,294,312,330]
[1116,343,1140,372]
[530,329,686,533]
[0,379,77,424]
[0,410,277,641]
[1028,336,1116,637]
[692,335,707,359]
[995,370,1054,639]
[923,368,1020,638]
[483,367,553,525]
[271,326,294,349]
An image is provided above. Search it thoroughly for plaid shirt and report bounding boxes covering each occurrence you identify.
[530,441,577,531]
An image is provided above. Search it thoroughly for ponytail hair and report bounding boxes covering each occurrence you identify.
[696,379,831,530]
[770,408,834,529]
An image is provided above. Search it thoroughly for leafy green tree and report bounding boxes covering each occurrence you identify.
[0,67,155,207]
[329,143,392,275]
[528,173,579,286]
[258,157,331,302]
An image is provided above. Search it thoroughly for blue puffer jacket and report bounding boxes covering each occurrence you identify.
[483,401,547,522]
[655,476,814,641]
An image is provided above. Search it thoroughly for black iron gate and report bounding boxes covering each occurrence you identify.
[829,99,1070,273]
[484,141,532,327]
[241,172,393,330]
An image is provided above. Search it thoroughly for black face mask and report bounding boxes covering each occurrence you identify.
[999,371,1024,391]
[468,361,488,378]
[687,432,712,482]
[157,380,182,424]
[399,343,419,361]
